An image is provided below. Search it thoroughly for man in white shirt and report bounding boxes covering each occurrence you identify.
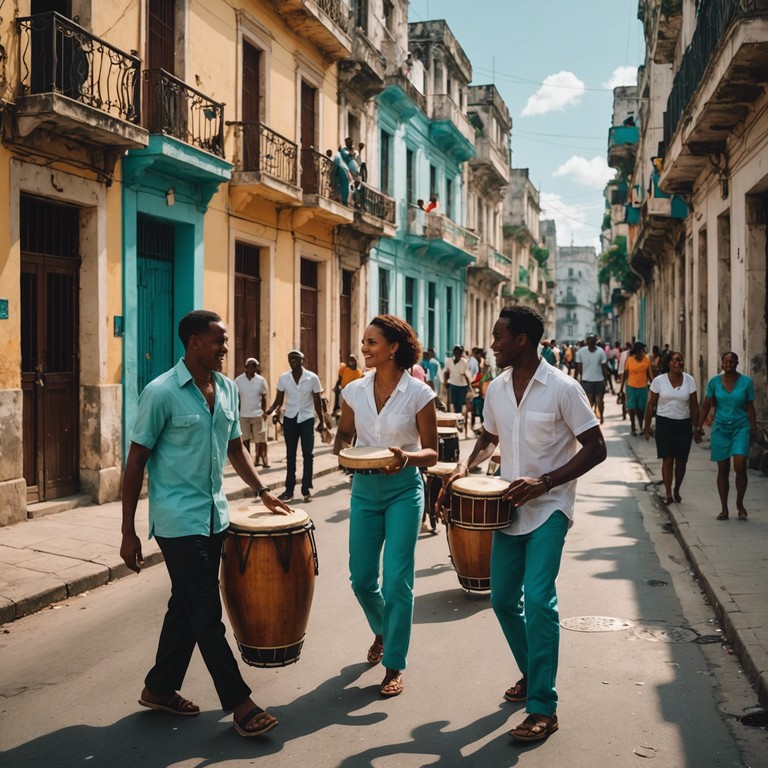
[265,351,323,502]
[443,345,472,416]
[235,358,269,468]
[575,334,609,424]
[443,306,606,743]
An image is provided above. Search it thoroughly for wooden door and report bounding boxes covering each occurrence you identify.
[20,194,80,503]
[300,81,317,193]
[340,269,352,361]
[300,259,318,371]
[234,242,261,375]
[136,215,175,394]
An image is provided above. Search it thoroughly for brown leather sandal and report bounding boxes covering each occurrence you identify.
[504,676,527,702]
[380,670,404,697]
[367,640,384,665]
[510,713,558,742]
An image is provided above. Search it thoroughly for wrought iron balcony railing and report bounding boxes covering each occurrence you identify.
[236,121,297,184]
[663,0,768,150]
[16,11,141,123]
[353,182,395,223]
[316,0,351,33]
[143,69,224,157]
[301,148,337,199]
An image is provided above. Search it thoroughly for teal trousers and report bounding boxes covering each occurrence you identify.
[490,511,569,717]
[348,467,423,670]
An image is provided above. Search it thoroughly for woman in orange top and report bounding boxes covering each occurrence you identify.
[619,342,654,436]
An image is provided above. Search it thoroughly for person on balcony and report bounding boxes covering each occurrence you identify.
[425,194,439,213]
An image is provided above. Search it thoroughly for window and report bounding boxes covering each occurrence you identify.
[406,148,415,204]
[427,281,436,348]
[405,276,415,327]
[378,268,390,315]
[446,286,453,342]
[430,164,437,198]
[383,0,394,33]
[446,177,453,219]
[568,268,573,276]
[380,130,392,195]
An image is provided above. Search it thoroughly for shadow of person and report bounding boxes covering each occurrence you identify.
[412,587,493,625]
[2,663,386,768]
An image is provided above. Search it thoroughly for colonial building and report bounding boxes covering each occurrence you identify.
[555,247,599,343]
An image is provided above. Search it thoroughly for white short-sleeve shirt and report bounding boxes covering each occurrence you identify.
[277,369,322,422]
[444,357,470,386]
[650,372,697,419]
[483,359,599,535]
[234,373,268,417]
[575,345,607,382]
[342,370,436,451]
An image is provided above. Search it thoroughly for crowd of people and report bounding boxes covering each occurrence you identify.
[119,307,759,745]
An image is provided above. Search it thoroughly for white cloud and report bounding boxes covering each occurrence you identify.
[522,71,585,117]
[602,66,638,90]
[540,192,602,251]
[553,156,614,188]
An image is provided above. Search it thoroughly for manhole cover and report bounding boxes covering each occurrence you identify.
[740,711,768,730]
[694,634,723,644]
[560,616,635,633]
[630,625,698,643]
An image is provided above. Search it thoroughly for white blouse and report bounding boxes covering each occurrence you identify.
[342,370,436,451]
[650,372,697,419]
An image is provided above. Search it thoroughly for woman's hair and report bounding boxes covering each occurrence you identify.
[652,345,661,356]
[369,315,422,369]
[721,350,739,364]
[631,341,646,356]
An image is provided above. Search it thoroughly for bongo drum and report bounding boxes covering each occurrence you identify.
[221,507,318,667]
[423,462,457,531]
[338,446,394,474]
[437,426,460,463]
[446,477,514,594]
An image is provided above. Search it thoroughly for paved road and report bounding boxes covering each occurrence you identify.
[0,434,765,767]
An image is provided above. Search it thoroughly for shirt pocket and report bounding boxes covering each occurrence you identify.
[526,411,556,446]
[165,414,201,446]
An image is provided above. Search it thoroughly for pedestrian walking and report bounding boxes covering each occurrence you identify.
[265,350,324,503]
[234,358,269,468]
[443,345,472,418]
[619,342,653,435]
[695,351,757,520]
[442,306,606,742]
[334,354,364,417]
[120,310,290,738]
[333,315,438,698]
[575,334,609,423]
[643,351,699,504]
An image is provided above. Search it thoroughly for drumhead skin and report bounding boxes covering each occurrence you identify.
[452,476,510,497]
[437,426,459,437]
[436,413,461,426]
[426,461,458,477]
[229,507,309,532]
[338,446,394,469]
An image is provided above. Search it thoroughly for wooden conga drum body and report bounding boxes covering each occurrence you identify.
[424,462,457,531]
[437,426,460,463]
[221,508,318,667]
[446,477,513,593]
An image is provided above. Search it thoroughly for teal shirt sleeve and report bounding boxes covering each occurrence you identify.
[131,383,169,450]
[705,376,717,401]
[746,376,755,402]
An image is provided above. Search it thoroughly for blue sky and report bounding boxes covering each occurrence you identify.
[408,0,645,251]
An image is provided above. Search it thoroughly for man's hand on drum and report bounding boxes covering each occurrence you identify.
[260,491,293,515]
[381,446,409,475]
[120,532,144,574]
[436,463,469,523]
[501,476,548,507]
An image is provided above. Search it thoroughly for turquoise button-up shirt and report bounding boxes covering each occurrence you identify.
[131,358,241,539]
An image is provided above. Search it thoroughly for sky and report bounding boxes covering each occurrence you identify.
[408,0,645,252]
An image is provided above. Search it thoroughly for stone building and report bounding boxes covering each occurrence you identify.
[555,247,599,343]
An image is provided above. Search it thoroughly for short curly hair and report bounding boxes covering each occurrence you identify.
[369,315,422,369]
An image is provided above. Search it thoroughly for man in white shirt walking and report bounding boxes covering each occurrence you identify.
[265,351,324,502]
[443,306,606,743]
[235,358,270,468]
[443,345,472,417]
[575,334,609,424]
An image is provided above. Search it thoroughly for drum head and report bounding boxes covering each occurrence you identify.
[229,507,310,532]
[452,476,510,497]
[436,413,460,427]
[437,426,459,437]
[339,446,393,469]
[426,461,457,477]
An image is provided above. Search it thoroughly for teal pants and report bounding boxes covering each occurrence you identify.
[490,511,568,716]
[349,467,423,670]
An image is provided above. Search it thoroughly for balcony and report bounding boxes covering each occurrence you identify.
[338,28,386,100]
[471,134,509,189]
[263,0,352,61]
[661,0,768,193]
[559,293,578,308]
[470,243,513,285]
[379,72,427,120]
[229,121,302,209]
[430,94,475,162]
[12,12,147,168]
[642,0,683,64]
[406,207,478,266]
[296,148,354,226]
[349,182,396,238]
[607,125,639,174]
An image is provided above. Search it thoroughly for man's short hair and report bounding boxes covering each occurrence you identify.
[498,306,544,346]
[178,310,222,348]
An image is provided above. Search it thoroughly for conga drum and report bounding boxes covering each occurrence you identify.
[338,446,394,473]
[221,507,318,667]
[423,462,457,531]
[487,451,502,477]
[446,477,514,593]
[437,426,460,463]
[437,412,464,433]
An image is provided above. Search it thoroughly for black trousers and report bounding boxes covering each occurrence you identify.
[145,532,251,710]
[283,415,315,494]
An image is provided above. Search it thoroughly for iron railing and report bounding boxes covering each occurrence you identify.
[664,0,768,149]
[16,12,141,123]
[143,68,224,157]
[354,182,395,223]
[301,148,335,198]
[235,121,297,184]
[316,0,351,33]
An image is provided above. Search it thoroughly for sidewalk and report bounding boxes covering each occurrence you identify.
[1,411,766,707]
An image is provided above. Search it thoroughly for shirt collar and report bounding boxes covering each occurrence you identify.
[501,357,551,388]
[175,357,193,388]
[361,369,411,391]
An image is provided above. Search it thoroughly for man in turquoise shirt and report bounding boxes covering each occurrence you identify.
[120,310,290,738]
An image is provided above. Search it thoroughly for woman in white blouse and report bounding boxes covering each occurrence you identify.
[643,351,700,504]
[333,315,438,698]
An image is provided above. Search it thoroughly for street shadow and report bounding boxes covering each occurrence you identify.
[1,663,387,768]
[413,587,491,625]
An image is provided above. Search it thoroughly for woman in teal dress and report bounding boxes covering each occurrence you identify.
[695,352,757,520]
